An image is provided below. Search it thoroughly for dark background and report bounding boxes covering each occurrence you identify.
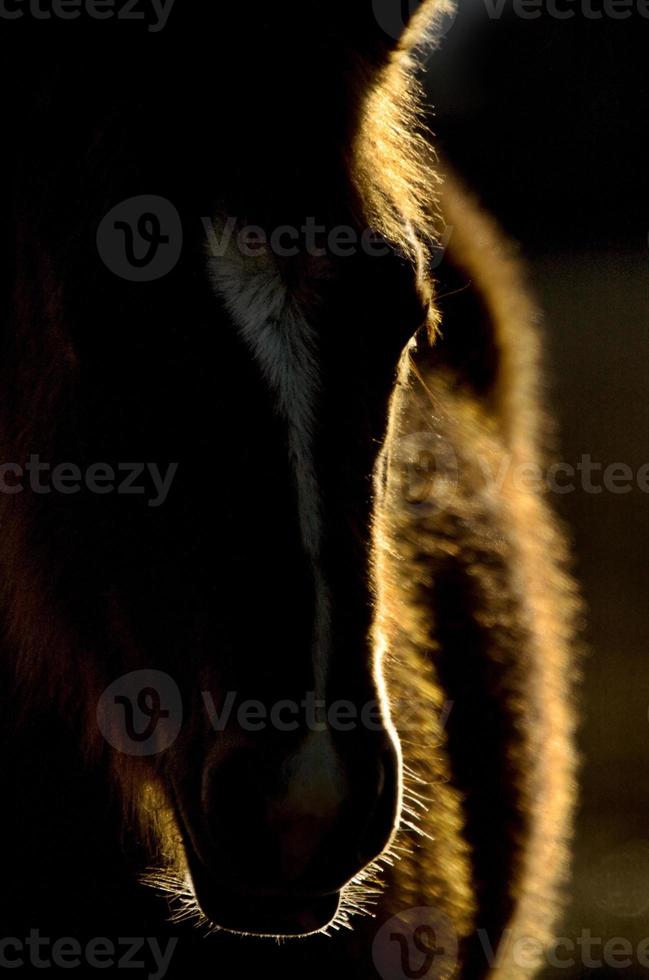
[426,2,649,975]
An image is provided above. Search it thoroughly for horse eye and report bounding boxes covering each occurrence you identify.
[392,318,430,364]
[409,319,433,352]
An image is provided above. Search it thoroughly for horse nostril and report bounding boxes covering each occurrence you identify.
[200,735,401,897]
[274,814,334,882]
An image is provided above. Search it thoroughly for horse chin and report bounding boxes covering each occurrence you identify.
[167,798,342,938]
[184,845,342,938]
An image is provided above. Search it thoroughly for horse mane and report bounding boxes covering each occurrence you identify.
[351,0,453,272]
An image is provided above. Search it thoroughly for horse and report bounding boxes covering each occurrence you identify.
[0,1,577,976]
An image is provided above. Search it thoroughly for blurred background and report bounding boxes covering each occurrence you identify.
[425,3,648,975]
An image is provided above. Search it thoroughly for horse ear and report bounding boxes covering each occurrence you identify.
[370,0,457,49]
[370,0,456,51]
